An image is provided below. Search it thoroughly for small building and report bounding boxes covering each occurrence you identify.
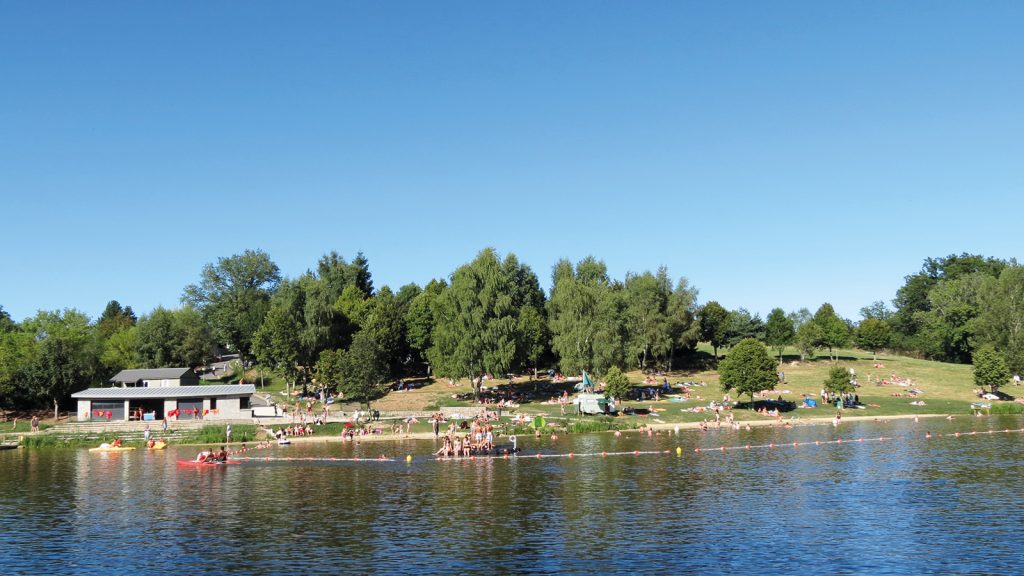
[110,367,200,388]
[72,367,255,422]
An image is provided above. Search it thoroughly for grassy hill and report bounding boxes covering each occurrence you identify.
[243,346,1016,434]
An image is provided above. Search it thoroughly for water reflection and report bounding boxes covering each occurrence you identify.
[2,417,1024,574]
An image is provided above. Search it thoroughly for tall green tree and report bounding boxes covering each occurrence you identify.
[856,318,891,361]
[725,308,765,348]
[699,301,730,359]
[859,300,893,321]
[973,345,1010,395]
[623,270,671,370]
[314,348,345,392]
[359,286,408,379]
[182,249,281,362]
[790,308,817,361]
[915,273,988,363]
[976,265,1024,374]
[812,303,849,362]
[666,278,700,370]
[337,330,391,407]
[303,251,374,356]
[95,300,137,340]
[100,326,141,374]
[429,249,536,399]
[135,307,212,369]
[517,305,550,378]
[23,309,100,418]
[0,306,15,334]
[891,254,1007,351]
[718,338,777,405]
[136,307,177,367]
[547,257,624,375]
[0,328,36,413]
[172,306,214,367]
[405,279,446,375]
[764,308,795,364]
[253,279,307,392]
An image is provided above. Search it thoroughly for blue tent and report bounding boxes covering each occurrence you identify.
[575,371,595,392]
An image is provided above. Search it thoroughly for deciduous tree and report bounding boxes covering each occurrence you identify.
[699,301,729,359]
[23,309,100,418]
[182,249,281,362]
[824,365,855,396]
[975,265,1024,374]
[718,338,776,405]
[547,257,624,375]
[666,278,700,370]
[429,249,534,399]
[812,303,849,362]
[973,345,1010,395]
[764,308,795,364]
[856,318,891,361]
[623,270,670,371]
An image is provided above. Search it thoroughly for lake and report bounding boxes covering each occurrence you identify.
[2,416,1024,575]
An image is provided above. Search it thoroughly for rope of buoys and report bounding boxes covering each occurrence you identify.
[434,450,670,462]
[232,456,395,462]
[689,427,1024,457]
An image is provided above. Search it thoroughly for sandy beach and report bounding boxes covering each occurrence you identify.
[258,412,948,446]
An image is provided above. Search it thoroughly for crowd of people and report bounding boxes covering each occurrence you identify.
[433,417,499,458]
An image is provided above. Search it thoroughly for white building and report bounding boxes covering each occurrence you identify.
[72,368,255,422]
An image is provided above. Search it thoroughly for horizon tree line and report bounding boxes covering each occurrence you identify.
[1,250,1021,413]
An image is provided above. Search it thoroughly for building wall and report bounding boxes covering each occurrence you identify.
[144,378,186,388]
[205,397,248,419]
[77,400,90,422]
[75,400,128,421]
[76,395,252,422]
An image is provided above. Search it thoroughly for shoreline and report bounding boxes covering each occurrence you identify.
[250,412,949,446]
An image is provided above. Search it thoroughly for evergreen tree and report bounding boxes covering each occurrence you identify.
[603,366,632,402]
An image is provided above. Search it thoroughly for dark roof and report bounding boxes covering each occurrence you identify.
[72,384,256,400]
[110,368,196,384]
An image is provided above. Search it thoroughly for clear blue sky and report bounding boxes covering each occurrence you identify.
[2,1,1022,323]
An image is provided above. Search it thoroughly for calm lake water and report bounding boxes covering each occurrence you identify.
[2,416,1024,575]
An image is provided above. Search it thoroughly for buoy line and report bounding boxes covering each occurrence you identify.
[232,456,395,462]
[434,450,670,462]
[691,427,1024,455]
